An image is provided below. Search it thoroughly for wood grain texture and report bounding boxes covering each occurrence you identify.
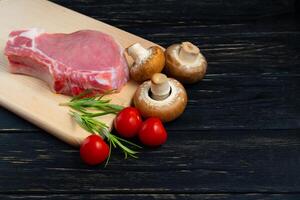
[0,130,300,193]
[1,73,299,130]
[1,194,300,200]
[52,0,297,21]
[0,0,299,199]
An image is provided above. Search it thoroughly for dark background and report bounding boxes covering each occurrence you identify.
[0,0,299,199]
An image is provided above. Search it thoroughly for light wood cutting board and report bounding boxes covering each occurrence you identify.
[0,0,157,146]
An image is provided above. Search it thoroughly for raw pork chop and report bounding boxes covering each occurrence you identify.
[4,28,129,96]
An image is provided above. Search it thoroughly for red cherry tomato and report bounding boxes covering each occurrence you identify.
[114,107,143,138]
[138,117,168,147]
[80,135,109,165]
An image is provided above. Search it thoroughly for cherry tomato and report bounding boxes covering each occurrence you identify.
[114,107,143,138]
[138,117,168,147]
[80,135,109,165]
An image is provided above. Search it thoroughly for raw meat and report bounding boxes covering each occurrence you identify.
[4,28,129,96]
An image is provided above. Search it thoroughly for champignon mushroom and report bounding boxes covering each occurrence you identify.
[165,41,207,84]
[126,43,165,82]
[133,73,187,122]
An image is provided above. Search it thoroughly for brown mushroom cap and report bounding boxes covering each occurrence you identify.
[127,45,165,82]
[133,77,187,122]
[165,42,207,84]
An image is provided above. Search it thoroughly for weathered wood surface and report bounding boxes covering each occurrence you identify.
[0,194,300,200]
[0,0,299,199]
[1,130,300,193]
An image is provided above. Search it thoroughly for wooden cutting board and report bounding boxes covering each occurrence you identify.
[0,0,156,146]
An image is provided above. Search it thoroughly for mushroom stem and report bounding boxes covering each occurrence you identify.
[178,41,200,63]
[150,73,171,101]
[127,43,150,64]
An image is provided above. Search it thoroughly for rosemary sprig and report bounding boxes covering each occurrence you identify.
[60,90,141,165]
[71,111,140,159]
[60,90,123,115]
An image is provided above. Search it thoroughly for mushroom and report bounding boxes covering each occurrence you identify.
[126,43,165,82]
[133,73,187,122]
[165,41,207,84]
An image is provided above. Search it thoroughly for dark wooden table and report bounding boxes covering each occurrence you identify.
[1,0,299,199]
